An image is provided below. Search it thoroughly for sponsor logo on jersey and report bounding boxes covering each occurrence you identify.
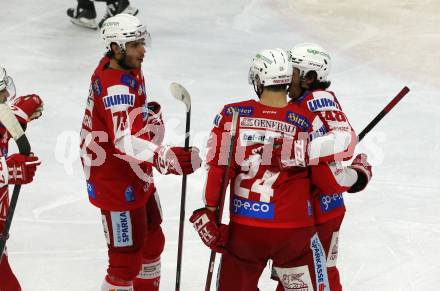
[240,117,296,133]
[111,211,133,247]
[239,129,281,145]
[86,181,96,199]
[310,234,330,291]
[286,112,310,130]
[262,110,277,114]
[224,106,254,117]
[309,125,327,141]
[121,74,138,90]
[231,196,274,220]
[307,97,340,112]
[92,78,102,97]
[124,186,135,202]
[213,113,222,128]
[103,94,135,109]
[319,193,344,212]
[274,265,313,291]
[327,232,339,268]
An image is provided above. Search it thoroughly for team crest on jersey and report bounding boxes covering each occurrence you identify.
[286,112,310,130]
[121,74,138,90]
[224,106,254,117]
[307,96,341,112]
[103,94,135,109]
[92,78,102,97]
[213,113,222,128]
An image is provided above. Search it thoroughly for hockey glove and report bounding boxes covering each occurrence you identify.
[1,154,41,185]
[270,136,308,171]
[9,94,44,124]
[347,153,372,193]
[153,145,202,175]
[189,207,228,253]
[143,101,165,145]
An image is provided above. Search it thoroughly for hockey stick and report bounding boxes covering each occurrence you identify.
[0,103,31,261]
[357,86,410,142]
[205,109,240,291]
[170,82,192,291]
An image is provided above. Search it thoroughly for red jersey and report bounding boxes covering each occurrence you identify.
[291,89,358,223]
[80,57,156,211]
[204,99,350,229]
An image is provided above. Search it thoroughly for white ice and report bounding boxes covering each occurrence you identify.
[0,0,439,290]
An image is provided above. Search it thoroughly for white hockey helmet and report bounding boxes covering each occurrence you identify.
[0,66,16,99]
[288,43,331,82]
[248,48,292,87]
[101,13,151,51]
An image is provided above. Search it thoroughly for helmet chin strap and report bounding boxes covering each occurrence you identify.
[252,80,264,98]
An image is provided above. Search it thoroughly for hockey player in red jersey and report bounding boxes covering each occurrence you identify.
[79,14,202,291]
[190,48,361,291]
[0,67,43,291]
[271,43,372,291]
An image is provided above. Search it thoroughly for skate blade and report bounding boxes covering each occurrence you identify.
[70,18,98,30]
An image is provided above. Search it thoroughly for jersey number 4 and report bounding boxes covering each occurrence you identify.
[234,155,280,203]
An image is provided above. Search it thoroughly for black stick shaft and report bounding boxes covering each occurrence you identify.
[0,135,31,261]
[205,110,239,291]
[358,86,410,142]
[175,109,191,291]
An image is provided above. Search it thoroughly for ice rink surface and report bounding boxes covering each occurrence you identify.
[1,0,439,290]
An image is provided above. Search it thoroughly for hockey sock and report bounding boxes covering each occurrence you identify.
[101,275,133,291]
[133,257,161,291]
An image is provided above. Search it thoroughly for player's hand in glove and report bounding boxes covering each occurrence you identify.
[270,136,308,171]
[153,145,202,175]
[347,153,372,193]
[9,94,44,124]
[2,154,41,184]
[189,207,228,253]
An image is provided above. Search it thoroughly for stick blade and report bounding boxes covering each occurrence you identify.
[170,82,191,112]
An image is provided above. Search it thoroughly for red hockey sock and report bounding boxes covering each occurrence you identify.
[0,254,21,291]
[133,258,161,291]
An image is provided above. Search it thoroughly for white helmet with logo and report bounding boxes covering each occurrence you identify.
[101,13,151,51]
[288,43,331,82]
[248,48,292,87]
[0,66,16,99]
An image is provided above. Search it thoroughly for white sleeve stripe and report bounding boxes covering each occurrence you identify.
[114,134,158,163]
[308,130,355,161]
[328,162,358,187]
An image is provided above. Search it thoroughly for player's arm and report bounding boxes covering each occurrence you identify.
[311,153,372,194]
[101,84,200,175]
[8,94,44,129]
[190,109,231,252]
[307,91,356,164]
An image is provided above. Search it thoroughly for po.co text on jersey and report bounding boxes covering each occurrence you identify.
[240,117,296,133]
[103,93,135,109]
[232,197,274,220]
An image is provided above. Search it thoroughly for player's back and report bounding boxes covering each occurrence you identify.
[210,99,316,229]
